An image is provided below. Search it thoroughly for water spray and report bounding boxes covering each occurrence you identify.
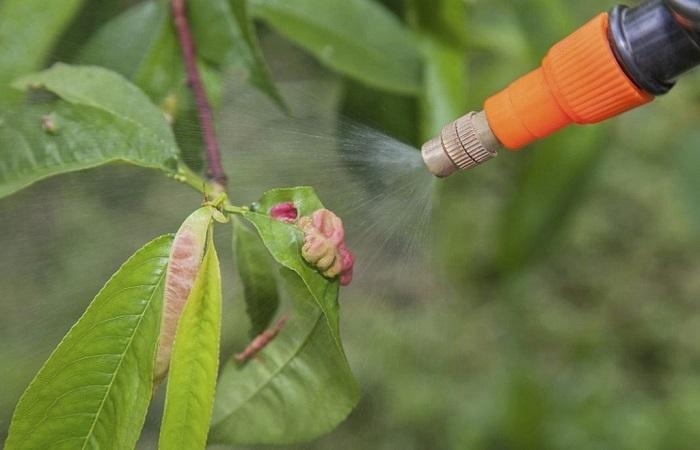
[423,0,700,177]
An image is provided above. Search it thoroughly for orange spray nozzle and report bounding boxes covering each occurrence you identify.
[483,13,652,150]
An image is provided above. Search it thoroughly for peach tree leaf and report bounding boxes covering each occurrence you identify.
[0,65,179,199]
[233,218,280,337]
[159,232,221,450]
[4,235,173,450]
[155,207,216,384]
[210,187,358,445]
[249,0,422,95]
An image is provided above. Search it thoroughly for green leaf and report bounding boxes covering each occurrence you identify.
[0,66,179,199]
[0,0,86,105]
[159,233,222,450]
[4,234,173,450]
[14,64,177,148]
[78,1,184,103]
[234,218,280,337]
[188,0,285,108]
[250,0,423,95]
[210,187,359,445]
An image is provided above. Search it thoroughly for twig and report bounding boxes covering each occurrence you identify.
[171,0,227,188]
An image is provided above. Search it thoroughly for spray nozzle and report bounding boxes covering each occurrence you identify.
[421,111,500,178]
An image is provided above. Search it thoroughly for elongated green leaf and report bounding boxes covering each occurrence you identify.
[188,0,285,108]
[0,0,85,105]
[78,1,184,103]
[0,65,179,199]
[210,187,359,445]
[159,233,221,450]
[4,234,173,450]
[14,64,177,148]
[234,218,280,337]
[250,0,422,95]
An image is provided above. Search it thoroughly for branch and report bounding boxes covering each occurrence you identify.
[172,0,227,188]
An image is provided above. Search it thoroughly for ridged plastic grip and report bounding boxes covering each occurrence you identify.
[484,13,653,150]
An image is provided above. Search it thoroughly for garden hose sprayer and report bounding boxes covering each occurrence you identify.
[422,0,700,177]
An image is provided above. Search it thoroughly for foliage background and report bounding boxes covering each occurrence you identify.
[2,0,700,449]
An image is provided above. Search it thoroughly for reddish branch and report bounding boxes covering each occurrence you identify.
[172,0,227,187]
[235,316,289,364]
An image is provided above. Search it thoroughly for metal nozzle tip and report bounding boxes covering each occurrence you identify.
[421,111,501,178]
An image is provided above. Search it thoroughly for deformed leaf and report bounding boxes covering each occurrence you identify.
[4,234,173,450]
[250,0,423,95]
[155,206,216,384]
[243,187,339,336]
[159,233,222,450]
[234,218,280,337]
[210,187,359,445]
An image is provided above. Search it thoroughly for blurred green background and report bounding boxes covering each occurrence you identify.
[2,0,700,449]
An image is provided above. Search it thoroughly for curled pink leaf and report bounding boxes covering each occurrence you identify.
[269,202,298,223]
[298,209,355,286]
[337,244,354,286]
[154,207,213,385]
[234,316,288,364]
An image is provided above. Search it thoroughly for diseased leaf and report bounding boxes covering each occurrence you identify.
[210,187,358,445]
[234,218,280,337]
[4,235,173,450]
[211,269,357,444]
[155,207,216,384]
[159,233,221,450]
[0,0,86,105]
[250,0,422,95]
[244,187,339,336]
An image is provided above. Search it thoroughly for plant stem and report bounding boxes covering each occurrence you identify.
[171,0,228,189]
